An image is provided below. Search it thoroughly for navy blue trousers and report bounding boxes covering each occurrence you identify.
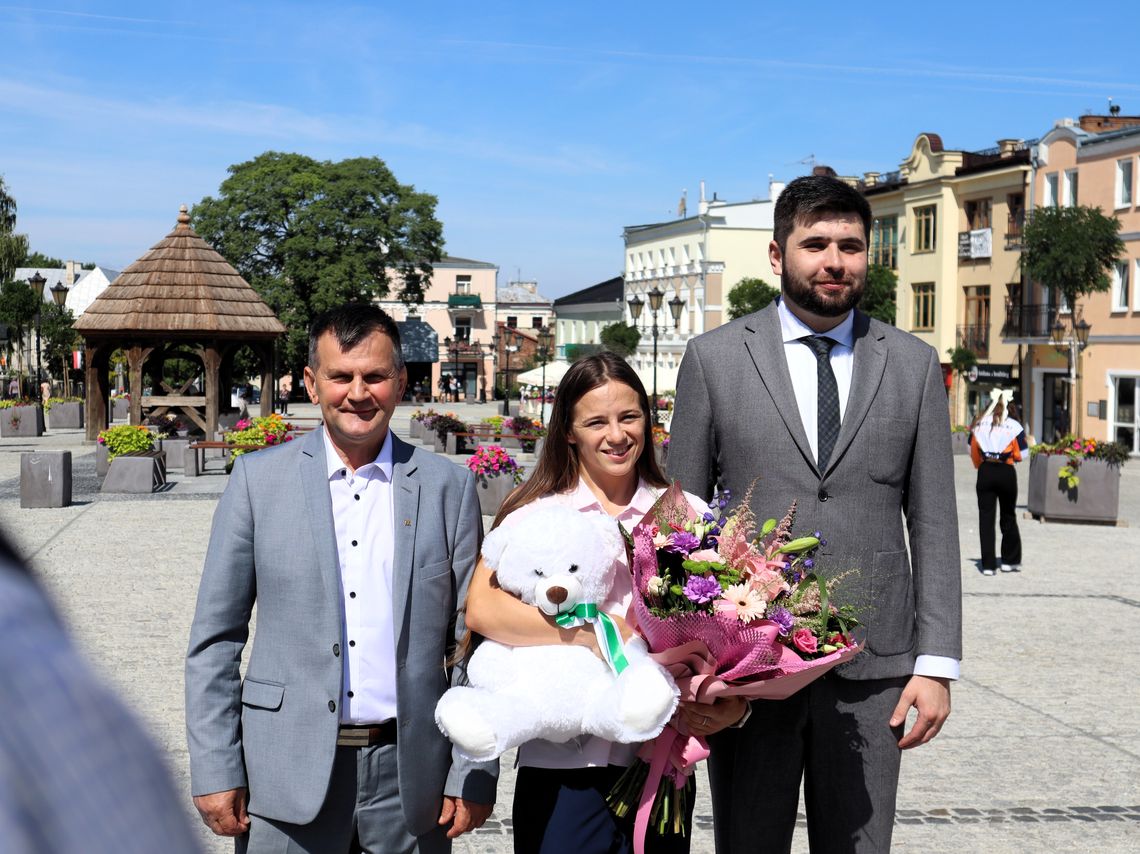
[512,765,693,854]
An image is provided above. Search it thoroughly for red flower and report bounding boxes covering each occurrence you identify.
[792,628,818,654]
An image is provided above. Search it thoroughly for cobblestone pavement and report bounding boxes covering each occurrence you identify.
[1,402,1137,853]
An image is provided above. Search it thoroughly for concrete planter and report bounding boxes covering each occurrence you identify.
[1027,455,1121,524]
[20,450,72,508]
[158,436,191,471]
[47,401,84,430]
[950,432,971,456]
[96,442,110,477]
[474,474,516,517]
[217,412,242,431]
[533,437,545,460]
[654,444,668,470]
[501,436,522,450]
[432,432,447,454]
[445,433,474,455]
[111,398,130,422]
[409,420,423,440]
[102,451,167,494]
[1,405,45,438]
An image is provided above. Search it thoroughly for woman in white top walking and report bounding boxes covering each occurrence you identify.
[969,390,1029,576]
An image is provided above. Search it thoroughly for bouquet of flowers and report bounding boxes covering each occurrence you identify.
[607,481,861,849]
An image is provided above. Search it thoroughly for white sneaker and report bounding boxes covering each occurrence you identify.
[981,568,996,576]
[1000,564,1021,573]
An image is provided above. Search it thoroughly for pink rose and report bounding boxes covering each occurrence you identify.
[792,628,818,654]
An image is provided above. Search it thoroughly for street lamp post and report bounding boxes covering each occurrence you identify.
[49,282,69,395]
[501,331,518,417]
[537,325,554,424]
[26,272,46,399]
[444,336,460,403]
[1051,310,1092,435]
[627,286,685,425]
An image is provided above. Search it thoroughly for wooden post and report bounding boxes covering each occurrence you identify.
[201,344,222,437]
[259,342,274,418]
[126,345,152,426]
[83,340,109,441]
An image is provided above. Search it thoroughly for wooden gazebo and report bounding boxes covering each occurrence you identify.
[74,206,286,441]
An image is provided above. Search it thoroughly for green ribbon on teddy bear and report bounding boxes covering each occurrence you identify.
[554,603,629,676]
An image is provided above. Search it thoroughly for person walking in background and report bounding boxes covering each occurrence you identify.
[667,175,962,854]
[277,374,292,416]
[970,389,1027,576]
[1,535,201,854]
[186,304,495,853]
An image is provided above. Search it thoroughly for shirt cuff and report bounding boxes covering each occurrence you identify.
[913,655,960,680]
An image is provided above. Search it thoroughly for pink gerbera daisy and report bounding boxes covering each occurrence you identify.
[721,584,765,624]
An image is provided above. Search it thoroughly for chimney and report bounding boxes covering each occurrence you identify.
[863,171,880,187]
[65,260,78,284]
[698,180,709,216]
[997,139,1021,157]
[769,175,786,201]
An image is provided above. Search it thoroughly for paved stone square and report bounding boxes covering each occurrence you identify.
[1,403,1137,853]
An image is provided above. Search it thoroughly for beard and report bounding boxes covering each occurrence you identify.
[781,267,865,318]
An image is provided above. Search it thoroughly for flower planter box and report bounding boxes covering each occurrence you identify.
[1027,455,1121,524]
[654,444,668,469]
[409,420,423,440]
[950,432,971,456]
[501,436,522,450]
[474,474,516,517]
[47,401,84,430]
[432,432,447,454]
[445,433,475,456]
[111,398,130,422]
[533,437,545,460]
[1,405,45,438]
[96,442,110,477]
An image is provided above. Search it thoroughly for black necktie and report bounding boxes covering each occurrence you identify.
[801,336,839,471]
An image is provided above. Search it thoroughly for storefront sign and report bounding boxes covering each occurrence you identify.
[967,363,1014,384]
[958,228,993,259]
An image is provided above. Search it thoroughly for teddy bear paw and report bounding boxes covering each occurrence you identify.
[617,664,677,738]
[435,696,500,761]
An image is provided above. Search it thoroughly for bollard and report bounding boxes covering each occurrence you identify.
[20,450,73,508]
[183,443,200,477]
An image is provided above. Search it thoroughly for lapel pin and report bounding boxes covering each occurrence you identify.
[404,519,412,527]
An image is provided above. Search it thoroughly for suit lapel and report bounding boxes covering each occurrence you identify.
[390,435,420,661]
[299,427,342,608]
[826,312,887,476]
[744,303,818,473]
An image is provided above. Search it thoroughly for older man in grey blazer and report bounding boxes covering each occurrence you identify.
[186,304,496,853]
[668,176,962,854]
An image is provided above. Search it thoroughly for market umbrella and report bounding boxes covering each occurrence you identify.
[514,360,573,387]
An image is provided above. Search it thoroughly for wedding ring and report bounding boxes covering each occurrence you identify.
[701,715,711,725]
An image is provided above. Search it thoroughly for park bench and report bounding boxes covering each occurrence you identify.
[186,441,265,476]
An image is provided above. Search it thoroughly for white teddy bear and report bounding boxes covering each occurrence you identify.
[435,505,679,762]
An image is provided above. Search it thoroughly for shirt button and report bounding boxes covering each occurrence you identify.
[332,644,340,656]
[354,494,360,501]
[349,640,356,647]
[818,489,829,502]
[349,591,356,599]
[347,691,354,698]
[328,700,336,713]
[351,540,358,547]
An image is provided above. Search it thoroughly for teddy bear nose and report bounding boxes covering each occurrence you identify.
[545,586,568,605]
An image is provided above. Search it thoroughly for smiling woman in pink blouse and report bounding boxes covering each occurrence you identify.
[464,352,747,854]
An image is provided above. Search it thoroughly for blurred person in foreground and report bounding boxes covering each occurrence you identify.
[186,304,495,853]
[0,537,200,854]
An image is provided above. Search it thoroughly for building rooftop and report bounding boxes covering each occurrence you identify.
[554,276,623,307]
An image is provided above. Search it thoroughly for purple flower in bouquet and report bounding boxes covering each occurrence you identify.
[665,530,701,555]
[683,575,721,604]
[767,606,794,636]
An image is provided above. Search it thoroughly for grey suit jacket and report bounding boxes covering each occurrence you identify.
[185,428,496,833]
[667,303,962,680]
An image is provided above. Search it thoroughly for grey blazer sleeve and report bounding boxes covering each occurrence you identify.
[185,456,256,796]
[443,472,498,803]
[905,348,964,661]
[667,341,718,501]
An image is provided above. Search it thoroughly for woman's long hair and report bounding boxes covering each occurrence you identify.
[492,352,668,529]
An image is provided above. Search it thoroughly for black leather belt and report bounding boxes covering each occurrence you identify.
[336,720,397,747]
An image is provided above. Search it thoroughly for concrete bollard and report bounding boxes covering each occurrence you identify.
[183,444,200,477]
[20,450,72,508]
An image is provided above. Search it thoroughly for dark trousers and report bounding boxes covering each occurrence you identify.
[512,765,693,854]
[976,462,1021,570]
[707,674,907,854]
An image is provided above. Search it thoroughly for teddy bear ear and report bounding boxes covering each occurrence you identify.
[589,514,623,556]
[481,525,510,569]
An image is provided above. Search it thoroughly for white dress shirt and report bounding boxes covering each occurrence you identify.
[322,428,399,723]
[776,298,959,681]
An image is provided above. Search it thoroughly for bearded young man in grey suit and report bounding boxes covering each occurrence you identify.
[186,304,496,853]
[668,175,962,854]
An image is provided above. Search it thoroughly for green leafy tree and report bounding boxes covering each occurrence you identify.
[861,264,898,325]
[20,251,65,269]
[1,177,30,285]
[1020,206,1124,308]
[599,322,641,357]
[726,277,779,320]
[0,279,40,366]
[40,302,78,380]
[191,151,445,376]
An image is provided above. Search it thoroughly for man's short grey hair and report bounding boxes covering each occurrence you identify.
[307,304,405,372]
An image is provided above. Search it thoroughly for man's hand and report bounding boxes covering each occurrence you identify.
[679,696,748,737]
[891,675,951,749]
[438,796,493,839]
[193,787,250,836]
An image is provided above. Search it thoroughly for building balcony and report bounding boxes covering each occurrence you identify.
[1001,303,1063,340]
[956,324,990,359]
[447,293,482,310]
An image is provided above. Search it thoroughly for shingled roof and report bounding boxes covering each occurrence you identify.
[73,206,285,337]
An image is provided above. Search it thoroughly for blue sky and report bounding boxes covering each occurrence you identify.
[2,1,1137,298]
